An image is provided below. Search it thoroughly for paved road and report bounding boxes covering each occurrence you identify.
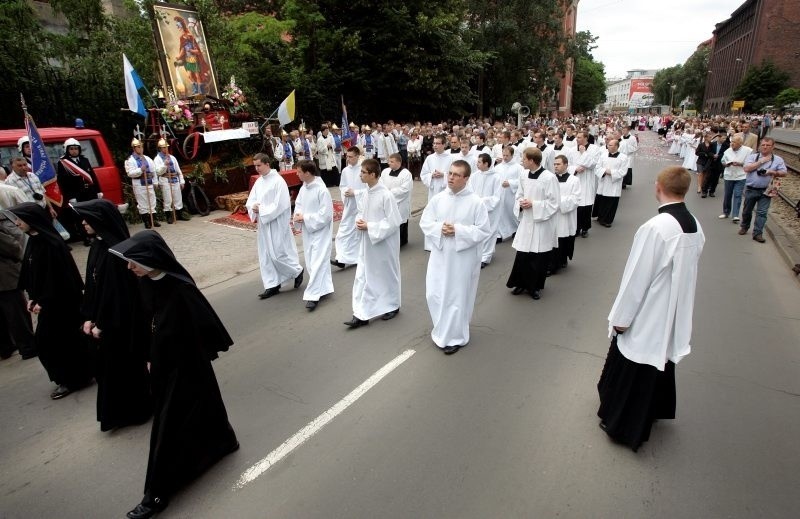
[1,134,799,518]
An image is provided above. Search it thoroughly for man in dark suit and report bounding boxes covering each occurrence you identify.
[701,128,729,198]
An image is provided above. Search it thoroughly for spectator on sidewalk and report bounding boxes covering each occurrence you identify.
[719,135,751,222]
[738,138,787,243]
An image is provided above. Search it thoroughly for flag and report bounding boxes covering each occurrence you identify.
[277,90,296,127]
[25,115,63,207]
[341,96,352,148]
[123,53,147,118]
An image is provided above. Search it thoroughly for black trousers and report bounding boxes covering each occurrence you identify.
[577,205,593,233]
[702,168,721,195]
[506,250,551,291]
[593,195,620,225]
[0,290,35,358]
[399,221,408,246]
[623,167,633,186]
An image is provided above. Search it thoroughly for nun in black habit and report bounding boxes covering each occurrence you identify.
[5,202,93,399]
[72,199,152,431]
[109,231,239,519]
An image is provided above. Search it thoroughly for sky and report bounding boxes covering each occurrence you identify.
[576,0,746,79]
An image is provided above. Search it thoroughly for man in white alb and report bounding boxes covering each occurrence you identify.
[332,147,367,268]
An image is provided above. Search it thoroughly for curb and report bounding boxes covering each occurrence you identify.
[765,218,800,275]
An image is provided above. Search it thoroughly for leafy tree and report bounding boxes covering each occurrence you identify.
[732,60,791,112]
[679,45,710,109]
[651,65,683,106]
[775,87,800,108]
[572,56,605,113]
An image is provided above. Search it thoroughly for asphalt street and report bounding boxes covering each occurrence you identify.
[1,136,799,518]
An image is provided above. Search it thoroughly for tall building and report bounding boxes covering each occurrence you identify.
[601,70,657,112]
[704,0,800,114]
[556,0,579,117]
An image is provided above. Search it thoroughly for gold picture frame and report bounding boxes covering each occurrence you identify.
[152,3,219,99]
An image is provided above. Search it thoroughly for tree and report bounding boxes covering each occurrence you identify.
[651,65,683,106]
[775,87,800,109]
[572,57,605,113]
[679,44,710,109]
[732,60,791,112]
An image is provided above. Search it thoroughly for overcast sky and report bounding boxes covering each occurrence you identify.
[576,0,745,78]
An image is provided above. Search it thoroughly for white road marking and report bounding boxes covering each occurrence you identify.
[234,349,416,489]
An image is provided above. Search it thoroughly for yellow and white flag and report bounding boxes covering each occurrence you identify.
[277,90,296,126]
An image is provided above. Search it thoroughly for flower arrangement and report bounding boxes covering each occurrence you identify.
[161,98,193,129]
[221,76,248,114]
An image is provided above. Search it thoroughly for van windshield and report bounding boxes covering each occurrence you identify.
[1,139,102,170]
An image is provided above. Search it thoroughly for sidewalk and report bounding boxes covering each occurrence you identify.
[70,179,431,289]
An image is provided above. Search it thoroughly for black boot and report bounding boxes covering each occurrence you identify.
[141,214,152,229]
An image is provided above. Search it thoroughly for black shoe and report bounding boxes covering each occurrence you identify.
[305,300,318,311]
[50,385,72,400]
[126,497,167,519]
[258,286,280,299]
[709,192,716,197]
[381,309,399,320]
[580,230,588,238]
[166,214,175,224]
[496,237,502,244]
[294,268,304,288]
[481,262,487,269]
[343,316,369,328]
[330,259,346,269]
[701,193,707,198]
[560,262,568,269]
[545,270,552,277]
[442,345,461,355]
[178,210,192,221]
[142,216,152,229]
[602,222,612,228]
[511,287,525,295]
[531,289,541,300]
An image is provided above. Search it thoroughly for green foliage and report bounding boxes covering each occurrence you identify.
[732,60,791,112]
[572,56,606,113]
[651,65,683,105]
[679,45,710,108]
[776,87,800,108]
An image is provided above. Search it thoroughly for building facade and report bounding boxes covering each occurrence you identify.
[556,0,579,117]
[600,70,657,112]
[704,0,800,114]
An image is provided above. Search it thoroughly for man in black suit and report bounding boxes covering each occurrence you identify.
[701,127,729,198]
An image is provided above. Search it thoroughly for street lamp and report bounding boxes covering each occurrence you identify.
[669,84,677,114]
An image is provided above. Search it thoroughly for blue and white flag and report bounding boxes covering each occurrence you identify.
[25,115,63,206]
[123,53,147,118]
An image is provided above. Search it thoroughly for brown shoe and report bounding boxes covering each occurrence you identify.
[753,234,765,243]
[738,228,747,235]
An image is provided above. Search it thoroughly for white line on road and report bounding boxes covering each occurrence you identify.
[234,349,416,489]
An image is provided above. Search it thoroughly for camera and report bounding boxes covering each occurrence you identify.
[757,169,767,176]
[33,193,44,201]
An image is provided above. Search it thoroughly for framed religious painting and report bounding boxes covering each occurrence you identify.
[152,3,219,99]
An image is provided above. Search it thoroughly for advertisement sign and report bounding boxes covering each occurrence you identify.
[628,79,654,109]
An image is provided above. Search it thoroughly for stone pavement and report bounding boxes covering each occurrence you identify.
[69,180,432,289]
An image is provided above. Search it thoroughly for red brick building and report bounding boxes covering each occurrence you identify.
[704,0,800,114]
[556,0,579,117]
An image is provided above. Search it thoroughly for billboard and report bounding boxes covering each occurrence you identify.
[628,79,654,109]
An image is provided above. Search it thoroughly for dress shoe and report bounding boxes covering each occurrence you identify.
[178,210,192,221]
[330,259,346,269]
[126,497,167,519]
[381,309,400,320]
[511,287,525,295]
[496,237,503,244]
[50,385,72,400]
[531,289,541,300]
[738,228,747,235]
[792,264,800,275]
[481,262,487,269]
[580,230,588,238]
[709,192,716,197]
[152,218,161,227]
[258,286,280,299]
[305,300,318,311]
[701,193,707,198]
[166,214,175,224]
[602,222,612,228]
[343,316,369,328]
[753,234,765,243]
[294,268,304,288]
[442,345,461,355]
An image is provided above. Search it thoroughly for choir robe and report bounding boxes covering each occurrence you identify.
[493,160,523,240]
[352,183,402,320]
[467,168,502,263]
[538,144,555,173]
[619,133,638,185]
[573,144,601,234]
[294,176,334,302]
[334,164,368,265]
[420,186,491,348]
[246,169,303,290]
[553,171,581,267]
[421,151,454,250]
[455,151,478,175]
[593,151,628,225]
[381,167,413,246]
[598,202,704,451]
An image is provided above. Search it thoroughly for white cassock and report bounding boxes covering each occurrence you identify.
[494,159,523,240]
[246,170,303,290]
[125,153,159,215]
[596,151,628,198]
[511,167,560,253]
[316,134,337,171]
[334,164,368,265]
[573,144,601,207]
[619,134,638,170]
[538,144,555,173]
[294,176,334,302]
[352,183,402,320]
[375,133,398,163]
[608,204,705,369]
[682,137,699,171]
[555,172,581,238]
[563,136,578,152]
[420,186,491,348]
[468,168,502,263]
[153,152,185,211]
[455,151,478,175]
[381,167,413,223]
[420,151,453,202]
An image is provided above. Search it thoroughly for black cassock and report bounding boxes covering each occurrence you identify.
[111,231,238,503]
[10,203,92,388]
[73,199,152,431]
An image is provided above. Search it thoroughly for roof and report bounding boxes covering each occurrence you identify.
[0,127,102,145]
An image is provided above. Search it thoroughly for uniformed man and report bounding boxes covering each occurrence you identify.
[153,140,189,224]
[125,139,161,228]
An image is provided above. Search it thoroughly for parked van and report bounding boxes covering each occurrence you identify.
[0,127,123,205]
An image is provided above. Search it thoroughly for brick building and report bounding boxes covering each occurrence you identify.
[556,0,579,117]
[704,0,800,114]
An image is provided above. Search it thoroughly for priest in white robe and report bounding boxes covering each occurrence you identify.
[381,153,413,246]
[551,153,581,273]
[420,135,453,250]
[344,159,402,328]
[332,147,367,268]
[505,147,560,300]
[421,159,491,354]
[467,152,502,267]
[598,165,704,452]
[593,139,628,227]
[572,131,601,238]
[293,161,334,311]
[494,146,523,241]
[619,127,638,187]
[246,153,304,299]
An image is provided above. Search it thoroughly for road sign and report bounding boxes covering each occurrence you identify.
[732,100,745,109]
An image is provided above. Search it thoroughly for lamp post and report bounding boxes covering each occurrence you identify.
[669,84,676,114]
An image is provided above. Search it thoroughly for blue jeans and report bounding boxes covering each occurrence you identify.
[723,179,745,218]
[740,187,771,236]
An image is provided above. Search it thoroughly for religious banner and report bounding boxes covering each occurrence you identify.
[152,3,219,99]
